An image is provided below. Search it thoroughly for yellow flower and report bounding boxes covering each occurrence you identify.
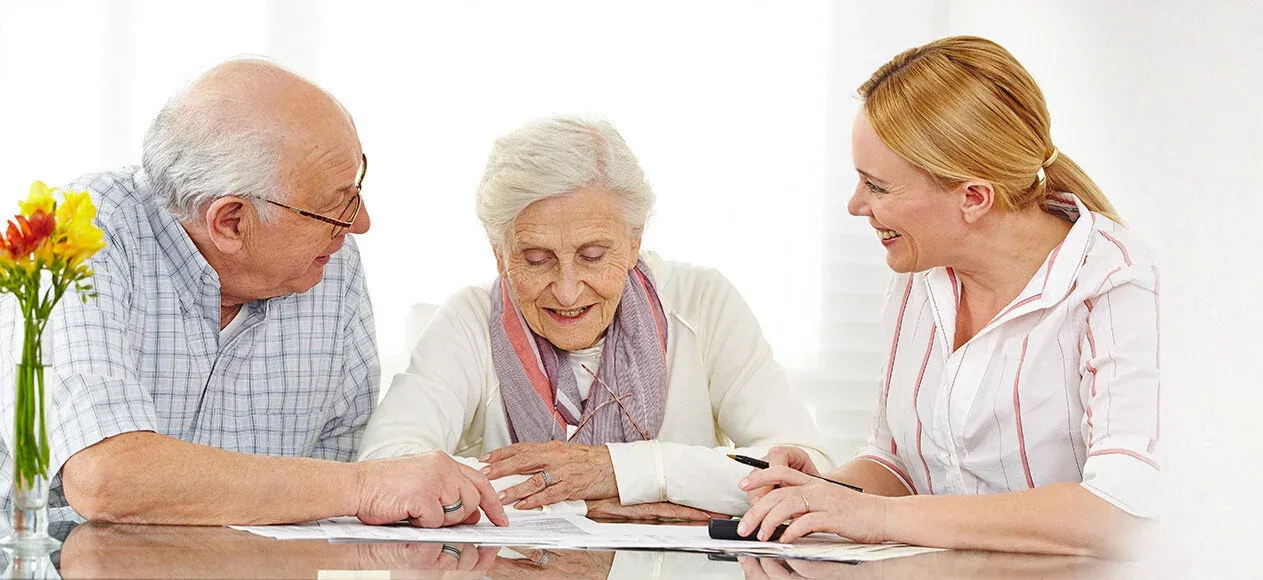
[19,181,56,217]
[54,190,105,268]
[59,218,105,268]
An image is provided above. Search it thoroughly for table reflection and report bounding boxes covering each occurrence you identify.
[0,517,1155,579]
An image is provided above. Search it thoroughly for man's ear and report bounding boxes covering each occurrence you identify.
[203,197,250,254]
[960,181,996,224]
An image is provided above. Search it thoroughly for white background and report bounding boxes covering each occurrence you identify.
[1,1,1260,577]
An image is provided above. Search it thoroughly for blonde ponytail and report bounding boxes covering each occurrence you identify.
[1039,152,1120,223]
[860,36,1122,224]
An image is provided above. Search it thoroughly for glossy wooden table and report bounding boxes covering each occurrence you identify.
[2,520,1150,579]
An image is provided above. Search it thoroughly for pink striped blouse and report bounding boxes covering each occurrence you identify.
[855,194,1160,518]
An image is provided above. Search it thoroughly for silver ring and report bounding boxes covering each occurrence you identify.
[442,499,464,514]
[540,470,554,487]
[536,551,551,566]
[440,544,462,558]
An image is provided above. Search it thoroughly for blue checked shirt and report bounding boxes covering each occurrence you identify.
[0,167,380,525]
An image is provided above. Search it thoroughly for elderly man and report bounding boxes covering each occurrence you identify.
[0,59,505,530]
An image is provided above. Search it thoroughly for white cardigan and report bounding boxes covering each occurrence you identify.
[359,253,836,515]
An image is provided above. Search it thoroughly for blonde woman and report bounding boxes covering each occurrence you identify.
[737,36,1158,557]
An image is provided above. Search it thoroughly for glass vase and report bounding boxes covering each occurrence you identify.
[1,543,60,580]
[1,324,59,551]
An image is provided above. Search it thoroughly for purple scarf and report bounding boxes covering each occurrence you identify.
[490,258,668,445]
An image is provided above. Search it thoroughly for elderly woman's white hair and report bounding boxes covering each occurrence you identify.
[475,115,655,250]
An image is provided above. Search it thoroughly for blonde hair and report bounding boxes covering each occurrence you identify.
[859,36,1120,222]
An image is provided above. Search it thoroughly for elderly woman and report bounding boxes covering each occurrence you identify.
[736,36,1159,558]
[359,115,834,518]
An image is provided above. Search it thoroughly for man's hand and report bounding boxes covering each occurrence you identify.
[357,542,497,578]
[585,498,729,522]
[353,452,509,528]
[480,441,618,509]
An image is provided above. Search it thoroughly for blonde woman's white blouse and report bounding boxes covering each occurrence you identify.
[855,194,1160,518]
[359,252,836,516]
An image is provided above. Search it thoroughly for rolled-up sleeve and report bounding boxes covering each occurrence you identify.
[853,419,917,495]
[852,354,916,494]
[1078,265,1161,518]
[0,226,160,502]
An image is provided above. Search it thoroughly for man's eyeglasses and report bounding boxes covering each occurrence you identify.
[266,153,367,239]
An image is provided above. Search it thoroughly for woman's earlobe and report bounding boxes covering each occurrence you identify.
[961,182,995,224]
[492,248,507,275]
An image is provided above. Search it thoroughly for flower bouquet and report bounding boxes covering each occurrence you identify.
[0,182,104,550]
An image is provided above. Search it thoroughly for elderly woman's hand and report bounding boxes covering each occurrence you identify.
[480,441,618,509]
[737,466,887,544]
[585,497,729,522]
[491,548,615,580]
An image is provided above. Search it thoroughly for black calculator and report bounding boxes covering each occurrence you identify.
[708,518,788,542]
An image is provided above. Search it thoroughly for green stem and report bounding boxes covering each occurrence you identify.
[12,267,51,490]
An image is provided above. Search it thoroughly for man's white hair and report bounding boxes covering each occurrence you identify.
[141,58,320,224]
[142,94,282,223]
[475,114,655,250]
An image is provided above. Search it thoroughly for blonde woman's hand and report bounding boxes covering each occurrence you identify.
[745,446,821,505]
[738,465,886,544]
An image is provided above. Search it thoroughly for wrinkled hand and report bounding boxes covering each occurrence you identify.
[745,446,820,505]
[491,548,615,580]
[480,441,618,509]
[60,523,498,578]
[354,452,509,528]
[737,466,884,544]
[585,497,730,522]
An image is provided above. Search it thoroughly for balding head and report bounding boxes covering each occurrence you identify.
[142,58,358,223]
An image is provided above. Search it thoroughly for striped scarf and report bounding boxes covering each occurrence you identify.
[489,258,668,445]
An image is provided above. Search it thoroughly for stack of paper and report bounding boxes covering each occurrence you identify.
[232,514,943,563]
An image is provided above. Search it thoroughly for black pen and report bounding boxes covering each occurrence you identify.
[729,453,864,493]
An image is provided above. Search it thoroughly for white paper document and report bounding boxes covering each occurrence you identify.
[229,520,328,540]
[317,515,591,546]
[232,514,942,563]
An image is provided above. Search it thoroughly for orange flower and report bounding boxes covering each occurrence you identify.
[3,210,55,262]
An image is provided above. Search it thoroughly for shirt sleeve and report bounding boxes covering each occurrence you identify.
[606,268,837,515]
[311,241,380,462]
[0,221,159,503]
[852,273,916,494]
[1078,264,1161,518]
[357,289,487,461]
